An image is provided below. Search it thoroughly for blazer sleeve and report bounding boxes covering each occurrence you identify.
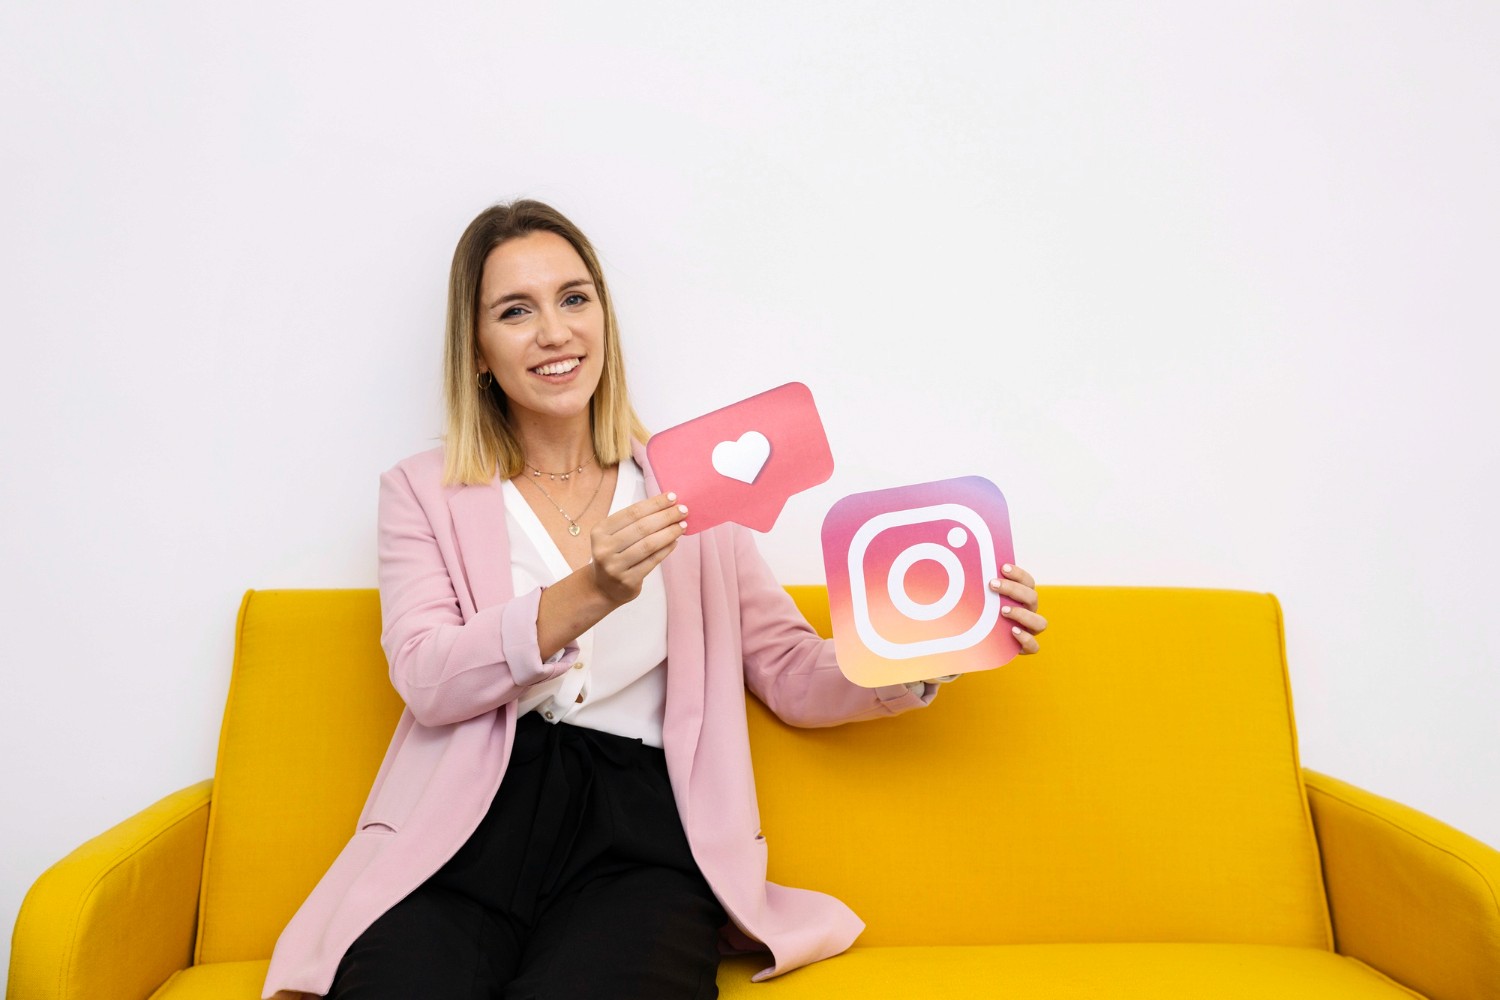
[731,523,937,727]
[377,465,579,727]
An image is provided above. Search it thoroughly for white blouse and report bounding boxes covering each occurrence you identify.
[502,458,669,747]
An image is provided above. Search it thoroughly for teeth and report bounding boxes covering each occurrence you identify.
[532,358,580,376]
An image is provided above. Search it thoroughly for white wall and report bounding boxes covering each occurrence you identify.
[3,0,1497,980]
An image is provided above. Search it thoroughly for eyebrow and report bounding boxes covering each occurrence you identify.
[486,277,594,312]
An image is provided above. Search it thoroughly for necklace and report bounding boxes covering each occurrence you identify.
[526,453,596,482]
[522,467,606,536]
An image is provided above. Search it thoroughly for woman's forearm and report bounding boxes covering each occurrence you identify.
[535,567,620,662]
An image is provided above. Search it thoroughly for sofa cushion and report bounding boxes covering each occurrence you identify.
[716,945,1420,997]
[147,946,1422,999]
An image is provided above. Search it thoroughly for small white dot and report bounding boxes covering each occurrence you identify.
[947,526,968,548]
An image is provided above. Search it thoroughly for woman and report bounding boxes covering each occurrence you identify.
[261,200,1048,1000]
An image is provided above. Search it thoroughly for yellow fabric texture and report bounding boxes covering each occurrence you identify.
[764,584,1331,947]
[195,590,404,964]
[7,779,211,1000]
[1305,768,1500,1000]
[141,945,1424,1000]
[716,944,1426,998]
[8,584,1496,1000]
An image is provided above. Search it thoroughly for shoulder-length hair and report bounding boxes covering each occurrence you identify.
[440,199,649,486]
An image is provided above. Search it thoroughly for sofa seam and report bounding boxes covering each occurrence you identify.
[149,966,187,999]
[1342,954,1429,999]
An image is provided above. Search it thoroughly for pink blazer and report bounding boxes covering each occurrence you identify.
[261,440,935,998]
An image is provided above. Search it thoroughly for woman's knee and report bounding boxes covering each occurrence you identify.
[327,886,506,1000]
[507,867,725,1000]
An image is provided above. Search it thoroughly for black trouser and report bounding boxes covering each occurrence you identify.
[327,711,728,999]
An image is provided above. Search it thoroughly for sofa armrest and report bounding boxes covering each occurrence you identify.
[1303,767,1500,1000]
[7,780,213,1000]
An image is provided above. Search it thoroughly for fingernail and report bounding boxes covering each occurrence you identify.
[989,579,1000,589]
[680,521,688,530]
[1003,564,1013,573]
[678,504,688,514]
[1012,626,1023,635]
[1001,605,1011,614]
[667,492,677,502]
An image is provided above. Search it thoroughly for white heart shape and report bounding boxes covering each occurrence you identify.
[711,430,772,484]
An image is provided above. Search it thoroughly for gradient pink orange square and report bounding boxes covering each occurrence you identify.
[822,477,1019,687]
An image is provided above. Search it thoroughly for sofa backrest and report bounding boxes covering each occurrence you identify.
[195,585,1332,964]
[195,589,402,964]
[758,585,1332,949]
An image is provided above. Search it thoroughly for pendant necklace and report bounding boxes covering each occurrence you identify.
[523,465,605,536]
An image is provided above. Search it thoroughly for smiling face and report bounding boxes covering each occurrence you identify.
[476,230,606,429]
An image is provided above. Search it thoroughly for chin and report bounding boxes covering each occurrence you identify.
[524,392,596,422]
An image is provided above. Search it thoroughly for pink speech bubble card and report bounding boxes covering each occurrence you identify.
[646,382,834,535]
[822,476,1020,688]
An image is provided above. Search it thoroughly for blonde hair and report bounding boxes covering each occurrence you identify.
[439,199,649,486]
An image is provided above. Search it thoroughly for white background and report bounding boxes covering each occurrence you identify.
[3,0,1497,980]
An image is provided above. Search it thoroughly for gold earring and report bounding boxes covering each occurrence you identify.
[477,371,493,389]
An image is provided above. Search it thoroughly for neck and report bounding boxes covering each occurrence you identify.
[512,408,595,473]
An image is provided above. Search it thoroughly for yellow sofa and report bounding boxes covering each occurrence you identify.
[9,586,1500,999]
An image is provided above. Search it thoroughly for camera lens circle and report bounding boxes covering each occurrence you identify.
[887,542,964,622]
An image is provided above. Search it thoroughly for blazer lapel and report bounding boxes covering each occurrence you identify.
[447,475,514,615]
[633,440,707,814]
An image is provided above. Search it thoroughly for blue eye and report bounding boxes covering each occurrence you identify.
[498,294,586,320]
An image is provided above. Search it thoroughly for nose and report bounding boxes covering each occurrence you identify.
[534,305,570,347]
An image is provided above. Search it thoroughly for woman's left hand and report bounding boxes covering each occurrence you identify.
[914,563,1045,690]
[991,562,1046,654]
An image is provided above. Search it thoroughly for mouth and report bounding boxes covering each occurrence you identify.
[529,356,583,379]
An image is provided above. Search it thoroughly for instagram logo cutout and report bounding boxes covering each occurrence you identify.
[822,477,1018,687]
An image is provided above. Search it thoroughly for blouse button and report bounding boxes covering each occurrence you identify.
[543,711,554,720]
[573,660,585,670]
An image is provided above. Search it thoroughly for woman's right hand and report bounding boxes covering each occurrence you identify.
[588,492,688,606]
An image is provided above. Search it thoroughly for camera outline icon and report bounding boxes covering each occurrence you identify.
[846,502,1001,660]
